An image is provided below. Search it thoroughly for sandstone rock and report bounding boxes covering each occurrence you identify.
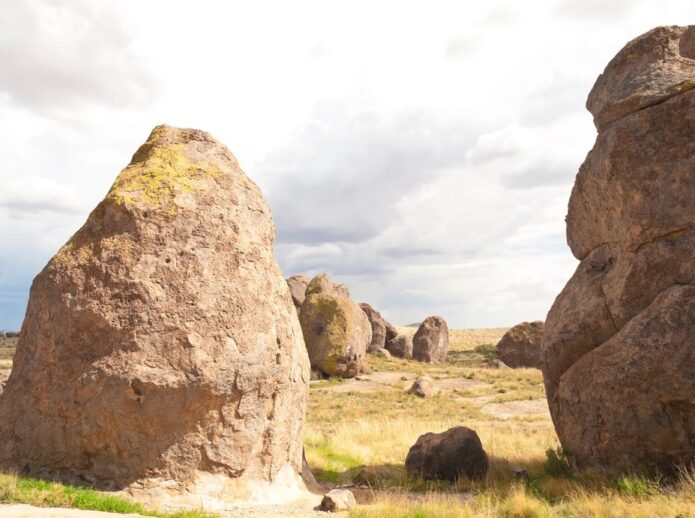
[542,27,695,473]
[495,321,543,368]
[305,273,350,298]
[408,376,437,398]
[488,359,512,370]
[300,292,371,378]
[587,26,695,131]
[385,335,413,359]
[317,489,356,512]
[412,316,449,363]
[286,275,310,311]
[372,348,391,359]
[0,126,311,501]
[359,303,388,352]
[385,321,398,342]
[405,426,488,481]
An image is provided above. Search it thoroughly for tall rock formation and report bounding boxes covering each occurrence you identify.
[0,126,311,504]
[541,26,695,472]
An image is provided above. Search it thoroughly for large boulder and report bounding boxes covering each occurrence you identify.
[305,273,350,298]
[287,275,310,312]
[300,278,371,378]
[385,335,413,359]
[359,303,388,353]
[0,126,311,503]
[542,26,695,473]
[405,426,488,481]
[412,316,449,363]
[495,321,543,368]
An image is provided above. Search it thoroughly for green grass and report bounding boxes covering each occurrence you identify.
[0,474,216,517]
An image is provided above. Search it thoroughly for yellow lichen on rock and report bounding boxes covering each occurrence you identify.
[107,143,221,216]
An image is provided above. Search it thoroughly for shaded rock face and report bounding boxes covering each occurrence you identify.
[299,275,371,378]
[0,126,310,497]
[287,275,310,312]
[385,335,413,359]
[405,427,488,481]
[385,321,398,342]
[496,321,543,368]
[412,316,449,363]
[359,303,388,352]
[542,26,695,473]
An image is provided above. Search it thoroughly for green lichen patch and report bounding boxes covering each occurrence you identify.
[107,143,221,216]
[675,77,695,92]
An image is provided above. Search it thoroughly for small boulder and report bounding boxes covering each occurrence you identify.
[360,303,388,352]
[287,274,310,311]
[300,290,371,378]
[489,359,512,370]
[305,273,350,298]
[405,426,488,481]
[372,348,391,359]
[385,335,413,359]
[408,376,437,398]
[412,316,449,363]
[317,489,357,512]
[385,321,398,342]
[495,321,544,368]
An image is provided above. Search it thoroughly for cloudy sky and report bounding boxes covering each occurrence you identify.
[0,1,693,331]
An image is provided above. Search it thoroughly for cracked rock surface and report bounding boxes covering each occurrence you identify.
[0,126,311,501]
[542,25,695,472]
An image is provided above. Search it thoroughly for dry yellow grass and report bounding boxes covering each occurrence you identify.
[306,328,695,517]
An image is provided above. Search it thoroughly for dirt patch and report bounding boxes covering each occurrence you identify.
[313,372,490,394]
[481,399,550,420]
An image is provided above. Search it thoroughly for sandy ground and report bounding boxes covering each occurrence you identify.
[0,505,146,518]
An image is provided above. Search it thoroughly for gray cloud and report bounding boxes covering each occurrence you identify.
[0,0,156,111]
[261,103,475,246]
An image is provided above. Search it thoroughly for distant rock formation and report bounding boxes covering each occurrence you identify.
[299,274,371,377]
[0,126,311,504]
[412,316,449,363]
[542,26,695,472]
[287,275,311,313]
[496,321,543,368]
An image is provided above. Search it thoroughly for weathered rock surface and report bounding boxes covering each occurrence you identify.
[405,426,488,481]
[300,276,371,378]
[0,126,311,501]
[316,489,356,512]
[408,376,437,398]
[495,321,543,368]
[359,303,388,352]
[412,316,449,363]
[385,321,398,342]
[287,275,310,312]
[305,273,350,299]
[542,26,695,473]
[385,335,413,359]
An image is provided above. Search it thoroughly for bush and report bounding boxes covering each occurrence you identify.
[543,447,572,477]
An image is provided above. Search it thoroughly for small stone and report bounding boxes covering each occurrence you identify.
[317,488,357,512]
[408,376,437,398]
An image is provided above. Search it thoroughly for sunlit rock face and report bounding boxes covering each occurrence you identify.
[0,125,311,503]
[542,26,695,473]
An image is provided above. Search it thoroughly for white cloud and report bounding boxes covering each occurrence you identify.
[1,0,694,330]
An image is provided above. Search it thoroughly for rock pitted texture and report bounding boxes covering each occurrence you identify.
[405,427,488,481]
[300,275,371,378]
[542,26,695,472]
[385,335,413,359]
[408,376,437,398]
[287,275,310,312]
[496,321,543,368]
[359,303,388,352]
[412,316,449,363]
[0,126,311,500]
[305,273,350,299]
